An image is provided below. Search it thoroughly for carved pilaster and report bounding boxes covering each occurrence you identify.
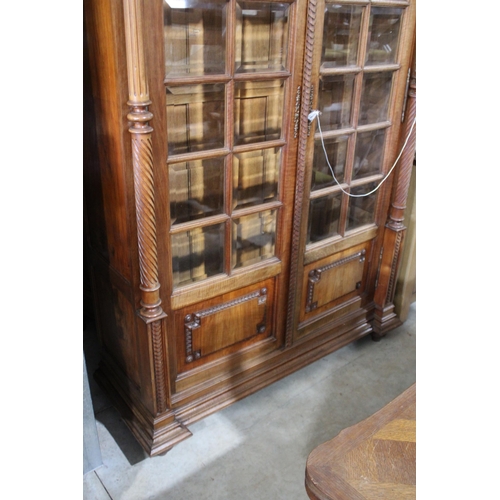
[123,0,167,413]
[372,54,416,337]
[285,0,317,348]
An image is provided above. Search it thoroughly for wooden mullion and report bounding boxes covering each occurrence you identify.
[363,63,400,73]
[349,173,384,188]
[341,3,371,237]
[343,129,357,193]
[231,200,283,219]
[227,0,236,78]
[169,214,230,234]
[232,139,286,155]
[226,79,235,194]
[226,0,236,275]
[225,78,234,275]
[337,189,349,238]
[325,0,370,6]
[319,66,362,76]
[371,0,409,7]
[167,148,230,165]
[233,71,292,82]
[314,127,355,141]
[309,183,347,200]
[356,120,391,133]
[225,217,233,275]
[351,4,371,129]
[324,0,369,5]
[164,75,231,86]
[225,148,233,275]
[243,0,295,4]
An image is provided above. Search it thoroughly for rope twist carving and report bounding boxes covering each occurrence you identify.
[285,0,317,347]
[132,133,160,290]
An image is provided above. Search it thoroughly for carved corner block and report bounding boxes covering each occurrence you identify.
[184,314,202,364]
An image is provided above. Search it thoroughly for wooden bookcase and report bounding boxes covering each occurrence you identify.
[84,0,416,455]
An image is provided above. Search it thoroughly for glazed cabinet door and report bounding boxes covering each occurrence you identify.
[288,0,415,341]
[157,0,307,394]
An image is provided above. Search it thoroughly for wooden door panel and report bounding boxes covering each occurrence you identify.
[188,288,268,359]
[176,277,276,374]
[300,242,370,323]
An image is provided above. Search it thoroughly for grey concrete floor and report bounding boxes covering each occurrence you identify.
[83,303,416,500]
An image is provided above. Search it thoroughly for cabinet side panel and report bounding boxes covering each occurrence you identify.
[84,0,134,280]
[84,0,158,416]
[92,269,141,389]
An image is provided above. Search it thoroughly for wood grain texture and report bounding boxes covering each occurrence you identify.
[305,383,416,500]
[84,0,416,456]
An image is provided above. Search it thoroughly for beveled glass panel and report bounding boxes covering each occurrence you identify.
[163,0,227,77]
[366,7,403,65]
[321,4,363,69]
[318,74,355,131]
[233,148,281,210]
[307,192,342,244]
[171,223,225,287]
[311,136,348,191]
[235,2,290,73]
[166,83,225,155]
[234,80,284,145]
[352,129,386,180]
[358,72,393,126]
[232,210,277,269]
[169,158,225,224]
[346,182,377,230]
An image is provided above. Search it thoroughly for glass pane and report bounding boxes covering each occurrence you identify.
[166,83,225,155]
[235,2,290,73]
[171,224,225,287]
[233,148,281,210]
[366,7,403,65]
[358,72,393,126]
[169,158,225,224]
[318,74,355,131]
[346,182,377,230]
[321,4,363,69]
[163,0,227,77]
[307,192,342,244]
[352,129,386,180]
[311,135,348,191]
[234,80,284,145]
[232,210,277,269]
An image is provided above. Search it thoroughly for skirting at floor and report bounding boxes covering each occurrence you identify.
[83,303,416,500]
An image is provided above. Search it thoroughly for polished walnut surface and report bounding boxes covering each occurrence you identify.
[305,383,416,500]
[84,0,416,456]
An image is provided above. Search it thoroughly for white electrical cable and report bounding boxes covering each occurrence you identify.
[308,110,416,198]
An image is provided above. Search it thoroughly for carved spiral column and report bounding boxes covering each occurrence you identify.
[123,0,167,413]
[388,63,417,232]
[372,55,416,338]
